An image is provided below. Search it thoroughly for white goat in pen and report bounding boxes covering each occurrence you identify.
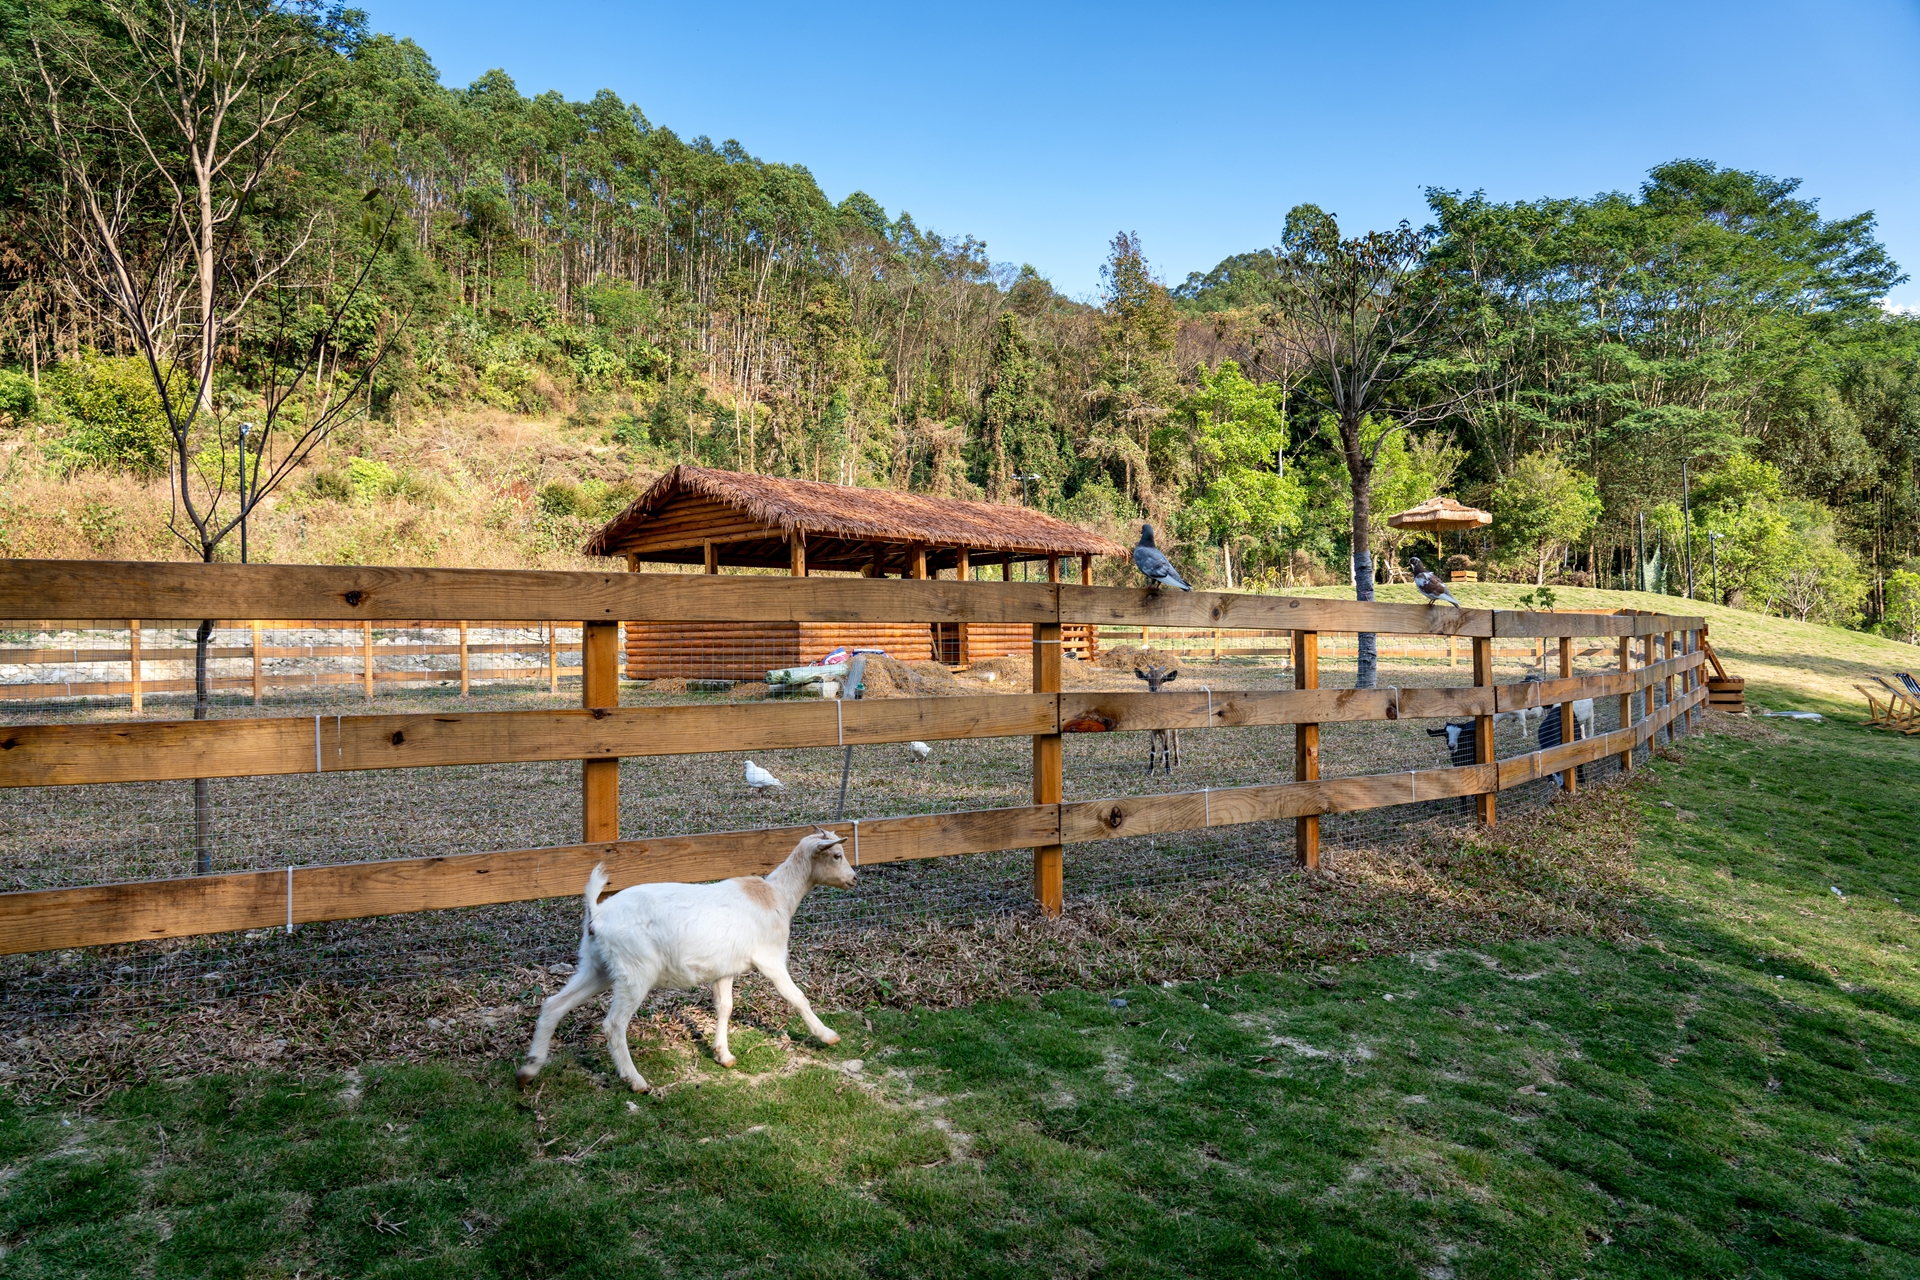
[517,829,854,1093]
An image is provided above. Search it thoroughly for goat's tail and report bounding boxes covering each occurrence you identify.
[582,863,609,937]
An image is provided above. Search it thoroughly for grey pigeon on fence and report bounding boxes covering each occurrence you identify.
[1132,525,1191,592]
[1409,557,1460,607]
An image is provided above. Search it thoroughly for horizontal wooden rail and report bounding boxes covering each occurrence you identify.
[0,656,1702,788]
[0,667,567,703]
[0,561,1702,635]
[0,642,572,664]
[0,684,1704,954]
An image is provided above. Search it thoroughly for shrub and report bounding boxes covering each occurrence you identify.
[347,457,398,502]
[50,356,174,475]
[0,370,36,425]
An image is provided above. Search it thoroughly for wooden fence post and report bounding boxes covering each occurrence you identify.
[129,619,142,715]
[1617,633,1634,771]
[1474,635,1496,825]
[458,620,470,696]
[1032,613,1063,915]
[1663,629,1675,744]
[582,621,620,843]
[548,623,559,695]
[362,621,374,701]
[251,621,264,707]
[1559,634,1576,795]
[1294,628,1320,868]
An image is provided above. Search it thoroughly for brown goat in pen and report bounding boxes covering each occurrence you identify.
[1135,664,1180,774]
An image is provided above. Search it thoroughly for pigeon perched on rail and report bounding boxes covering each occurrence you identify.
[1131,524,1191,592]
[908,741,932,761]
[744,760,784,794]
[1409,557,1461,607]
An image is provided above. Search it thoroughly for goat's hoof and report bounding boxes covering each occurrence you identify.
[628,1079,650,1094]
[717,1053,737,1068]
[818,1030,841,1046]
[515,1064,538,1090]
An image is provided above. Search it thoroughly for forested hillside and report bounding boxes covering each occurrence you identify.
[4,2,1920,642]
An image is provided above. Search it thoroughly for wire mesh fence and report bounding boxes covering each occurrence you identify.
[0,624,1688,1024]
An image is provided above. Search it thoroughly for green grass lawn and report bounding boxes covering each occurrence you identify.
[4,712,1917,1278]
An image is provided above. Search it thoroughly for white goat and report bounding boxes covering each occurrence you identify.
[517,829,855,1093]
[1496,672,1594,737]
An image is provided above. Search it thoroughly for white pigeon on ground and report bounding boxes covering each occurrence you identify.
[908,741,932,761]
[1409,556,1461,607]
[744,760,784,794]
[1131,524,1191,592]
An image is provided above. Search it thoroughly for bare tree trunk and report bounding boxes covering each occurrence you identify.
[192,617,213,874]
[1346,424,1378,689]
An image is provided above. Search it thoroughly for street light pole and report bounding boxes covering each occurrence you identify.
[1709,531,1723,605]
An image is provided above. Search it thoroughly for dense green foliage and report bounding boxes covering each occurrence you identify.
[4,4,1919,631]
[2,715,1915,1277]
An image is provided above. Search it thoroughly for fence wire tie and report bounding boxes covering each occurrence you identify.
[286,864,294,934]
[1203,787,1210,826]
[1201,685,1214,727]
[314,715,323,773]
[851,819,860,866]
[836,697,843,746]
[1409,771,1417,802]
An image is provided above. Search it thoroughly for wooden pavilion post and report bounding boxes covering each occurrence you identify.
[1293,628,1320,868]
[1558,635,1576,795]
[790,530,807,577]
[1617,633,1633,771]
[955,548,971,665]
[1474,636,1496,825]
[704,540,719,574]
[909,543,928,580]
[1080,553,1091,585]
[1032,612,1063,915]
[582,620,620,843]
[1046,555,1059,583]
[128,620,142,714]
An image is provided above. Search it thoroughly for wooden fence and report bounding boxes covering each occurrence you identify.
[0,560,1708,956]
[0,620,583,705]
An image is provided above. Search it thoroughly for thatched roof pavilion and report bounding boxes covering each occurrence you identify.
[584,465,1127,679]
[585,464,1125,578]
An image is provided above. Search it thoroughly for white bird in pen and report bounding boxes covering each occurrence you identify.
[908,741,932,761]
[744,760,784,794]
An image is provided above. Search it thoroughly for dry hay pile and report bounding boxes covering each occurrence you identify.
[1092,644,1185,673]
[856,654,967,699]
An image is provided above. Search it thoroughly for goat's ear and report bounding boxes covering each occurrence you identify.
[1162,670,1177,682]
[1134,668,1147,680]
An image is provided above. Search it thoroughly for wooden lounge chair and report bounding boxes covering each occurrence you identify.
[1869,675,1920,733]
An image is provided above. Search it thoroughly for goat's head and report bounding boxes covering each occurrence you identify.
[1134,665,1177,692]
[803,828,856,888]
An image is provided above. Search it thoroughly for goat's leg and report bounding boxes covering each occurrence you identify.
[755,957,838,1045]
[601,977,654,1093]
[711,976,737,1068]
[517,964,611,1088]
[1169,728,1180,770]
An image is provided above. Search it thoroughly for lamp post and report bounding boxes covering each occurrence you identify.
[238,421,254,564]
[1709,531,1724,604]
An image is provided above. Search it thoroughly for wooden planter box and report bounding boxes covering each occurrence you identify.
[1707,677,1746,711]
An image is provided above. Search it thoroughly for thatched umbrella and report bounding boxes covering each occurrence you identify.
[1386,496,1492,565]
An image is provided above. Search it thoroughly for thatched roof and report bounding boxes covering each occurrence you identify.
[584,465,1126,571]
[1386,496,1492,531]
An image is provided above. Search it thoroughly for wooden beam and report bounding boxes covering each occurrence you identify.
[129,619,141,715]
[362,620,374,701]
[1294,627,1319,868]
[251,621,264,707]
[582,621,620,843]
[1033,614,1063,915]
[954,549,970,663]
[1617,634,1633,771]
[459,620,470,696]
[0,695,1063,787]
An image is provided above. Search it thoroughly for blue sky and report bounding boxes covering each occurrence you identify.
[363,0,1920,306]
